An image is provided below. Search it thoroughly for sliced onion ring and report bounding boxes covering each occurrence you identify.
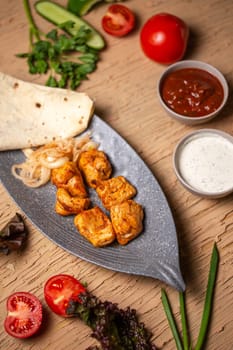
[11,135,97,188]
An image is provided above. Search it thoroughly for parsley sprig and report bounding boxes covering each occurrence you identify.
[18,0,100,89]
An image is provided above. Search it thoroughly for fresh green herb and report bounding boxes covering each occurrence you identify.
[18,0,100,89]
[161,242,219,350]
[67,292,157,350]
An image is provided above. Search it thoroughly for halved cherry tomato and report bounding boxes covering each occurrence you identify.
[44,274,86,317]
[4,292,43,339]
[140,13,189,64]
[102,4,135,37]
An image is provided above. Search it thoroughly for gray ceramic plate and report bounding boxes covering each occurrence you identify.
[0,115,185,291]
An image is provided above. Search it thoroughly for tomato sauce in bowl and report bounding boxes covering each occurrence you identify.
[161,68,224,117]
[157,60,229,125]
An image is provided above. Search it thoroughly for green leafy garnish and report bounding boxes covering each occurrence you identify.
[67,292,157,349]
[162,242,219,350]
[19,0,100,89]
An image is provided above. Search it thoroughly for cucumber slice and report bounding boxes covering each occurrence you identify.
[35,0,105,50]
[67,0,102,16]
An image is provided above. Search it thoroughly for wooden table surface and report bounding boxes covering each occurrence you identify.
[1,1,233,349]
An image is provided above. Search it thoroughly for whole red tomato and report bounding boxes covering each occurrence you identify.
[140,13,189,64]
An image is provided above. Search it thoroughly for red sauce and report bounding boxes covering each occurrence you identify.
[161,68,224,117]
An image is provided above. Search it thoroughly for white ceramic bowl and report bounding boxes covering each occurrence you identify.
[157,60,229,125]
[173,129,233,198]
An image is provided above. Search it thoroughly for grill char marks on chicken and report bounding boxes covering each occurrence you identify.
[110,200,144,245]
[74,207,115,247]
[78,149,112,189]
[51,161,90,216]
[96,176,137,210]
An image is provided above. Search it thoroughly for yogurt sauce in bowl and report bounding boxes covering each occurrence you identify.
[173,129,233,198]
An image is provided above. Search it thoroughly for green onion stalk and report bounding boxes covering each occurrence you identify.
[162,242,219,350]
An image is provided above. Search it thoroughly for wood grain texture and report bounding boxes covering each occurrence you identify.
[0,0,233,349]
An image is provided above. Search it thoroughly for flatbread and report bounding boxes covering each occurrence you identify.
[0,72,94,150]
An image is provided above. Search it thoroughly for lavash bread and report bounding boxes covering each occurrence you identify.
[0,72,94,151]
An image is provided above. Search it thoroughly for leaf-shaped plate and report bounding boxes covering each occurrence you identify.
[0,115,185,291]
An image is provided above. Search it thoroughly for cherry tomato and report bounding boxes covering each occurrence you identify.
[4,292,43,339]
[102,4,135,37]
[44,274,86,317]
[140,13,189,64]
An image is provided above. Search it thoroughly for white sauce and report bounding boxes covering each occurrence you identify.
[178,132,233,193]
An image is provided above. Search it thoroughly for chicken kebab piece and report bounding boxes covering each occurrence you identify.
[74,207,115,247]
[51,161,90,216]
[96,176,137,210]
[78,148,112,188]
[110,200,144,245]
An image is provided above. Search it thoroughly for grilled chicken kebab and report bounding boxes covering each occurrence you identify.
[51,149,144,247]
